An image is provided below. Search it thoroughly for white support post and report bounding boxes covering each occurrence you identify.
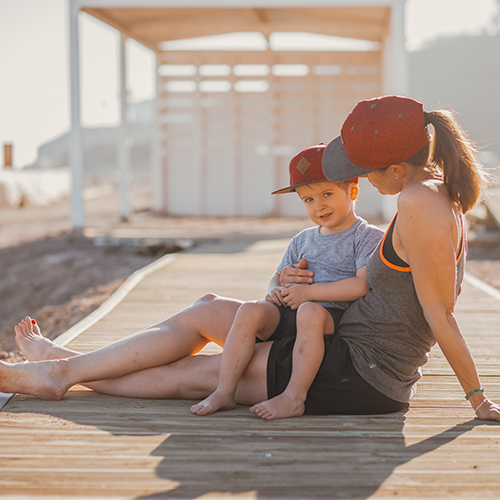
[381,0,408,221]
[69,0,84,232]
[152,54,163,212]
[118,33,131,221]
[382,0,409,96]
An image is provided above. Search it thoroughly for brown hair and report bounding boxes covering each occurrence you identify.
[335,180,358,193]
[404,110,487,213]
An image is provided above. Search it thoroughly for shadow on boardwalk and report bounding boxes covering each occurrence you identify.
[138,416,484,499]
[4,391,494,499]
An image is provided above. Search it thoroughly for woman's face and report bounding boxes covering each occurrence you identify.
[366,168,400,195]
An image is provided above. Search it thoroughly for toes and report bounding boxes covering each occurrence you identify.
[258,407,274,420]
[249,404,261,414]
[31,319,41,334]
[250,403,274,420]
[250,404,266,417]
[196,408,210,416]
[190,404,205,415]
[18,320,29,335]
[14,317,40,337]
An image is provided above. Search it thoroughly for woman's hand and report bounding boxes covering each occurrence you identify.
[280,258,314,286]
[281,284,311,310]
[265,286,286,307]
[475,398,500,421]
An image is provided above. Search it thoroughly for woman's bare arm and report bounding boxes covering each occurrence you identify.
[396,185,500,420]
[281,266,368,310]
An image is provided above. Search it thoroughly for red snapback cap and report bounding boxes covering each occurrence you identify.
[323,95,430,182]
[272,144,357,194]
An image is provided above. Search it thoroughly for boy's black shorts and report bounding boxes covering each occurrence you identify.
[256,304,345,343]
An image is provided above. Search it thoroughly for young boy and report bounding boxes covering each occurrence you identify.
[190,144,383,420]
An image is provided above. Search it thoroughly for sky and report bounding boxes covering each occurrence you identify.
[0,0,499,167]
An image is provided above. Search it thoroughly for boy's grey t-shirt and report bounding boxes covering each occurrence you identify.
[277,217,384,310]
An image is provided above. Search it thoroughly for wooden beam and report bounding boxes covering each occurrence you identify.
[133,19,385,45]
[82,6,390,50]
[76,0,399,7]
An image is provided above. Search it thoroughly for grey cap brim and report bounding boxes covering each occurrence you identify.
[322,136,377,181]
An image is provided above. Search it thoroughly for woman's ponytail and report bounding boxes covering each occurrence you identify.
[423,110,487,213]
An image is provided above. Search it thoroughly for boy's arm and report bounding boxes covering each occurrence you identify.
[281,265,368,310]
[265,272,286,306]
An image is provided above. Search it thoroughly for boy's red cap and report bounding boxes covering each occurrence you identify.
[272,144,358,194]
[323,95,430,182]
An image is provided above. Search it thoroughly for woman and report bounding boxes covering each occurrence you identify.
[3,95,500,421]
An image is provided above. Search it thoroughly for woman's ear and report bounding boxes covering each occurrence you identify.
[391,164,405,180]
[350,184,360,200]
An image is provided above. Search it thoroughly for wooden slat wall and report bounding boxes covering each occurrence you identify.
[1,239,500,499]
[158,51,382,218]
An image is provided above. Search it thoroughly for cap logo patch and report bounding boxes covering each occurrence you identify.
[296,156,311,175]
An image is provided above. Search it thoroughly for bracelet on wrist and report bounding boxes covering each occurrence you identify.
[475,398,489,416]
[465,387,484,400]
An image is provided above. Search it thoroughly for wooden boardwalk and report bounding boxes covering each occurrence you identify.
[1,238,500,499]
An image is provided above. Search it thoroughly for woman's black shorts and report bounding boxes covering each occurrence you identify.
[266,333,407,415]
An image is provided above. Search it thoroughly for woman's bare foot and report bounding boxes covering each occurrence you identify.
[190,389,236,416]
[14,317,54,362]
[14,317,77,362]
[250,392,305,420]
[0,358,70,400]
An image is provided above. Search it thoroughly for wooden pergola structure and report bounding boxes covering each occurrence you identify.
[68,0,409,229]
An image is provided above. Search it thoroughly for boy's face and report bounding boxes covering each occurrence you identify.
[295,181,358,234]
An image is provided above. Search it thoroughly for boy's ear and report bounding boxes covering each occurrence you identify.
[350,184,360,200]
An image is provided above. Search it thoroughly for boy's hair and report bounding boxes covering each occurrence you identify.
[335,180,358,193]
[272,143,358,195]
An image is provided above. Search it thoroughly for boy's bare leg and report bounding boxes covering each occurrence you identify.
[5,294,245,399]
[190,301,280,416]
[250,302,334,420]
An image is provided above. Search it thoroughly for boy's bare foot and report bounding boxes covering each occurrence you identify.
[190,389,236,416]
[0,359,69,400]
[249,392,305,420]
[14,317,77,362]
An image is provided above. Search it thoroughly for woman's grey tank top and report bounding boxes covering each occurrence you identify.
[338,214,466,403]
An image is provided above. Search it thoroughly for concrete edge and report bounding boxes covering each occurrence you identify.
[1,252,177,412]
[54,253,177,347]
[464,272,500,303]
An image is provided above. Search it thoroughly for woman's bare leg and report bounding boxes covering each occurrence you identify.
[77,342,271,406]
[6,294,244,398]
[0,338,272,406]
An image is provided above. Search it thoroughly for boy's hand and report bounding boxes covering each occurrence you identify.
[280,258,314,286]
[265,286,286,306]
[281,284,311,310]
